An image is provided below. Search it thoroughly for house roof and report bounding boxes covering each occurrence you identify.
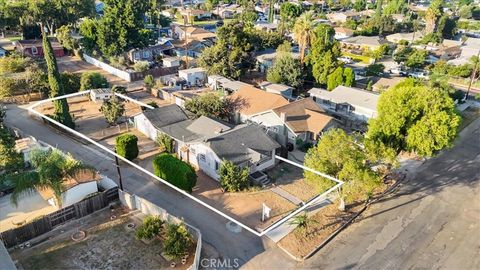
[372,77,405,91]
[229,86,289,116]
[15,39,63,50]
[205,124,280,165]
[341,36,388,47]
[308,86,379,112]
[37,170,101,201]
[143,104,189,130]
[222,80,252,91]
[259,81,293,93]
[386,32,424,43]
[273,98,333,135]
[160,116,232,142]
[334,27,354,36]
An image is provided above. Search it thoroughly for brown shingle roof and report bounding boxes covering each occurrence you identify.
[273,98,334,134]
[229,86,289,116]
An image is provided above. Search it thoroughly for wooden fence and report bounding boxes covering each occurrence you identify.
[0,188,119,248]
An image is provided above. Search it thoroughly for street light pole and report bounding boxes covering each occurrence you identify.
[114,149,124,191]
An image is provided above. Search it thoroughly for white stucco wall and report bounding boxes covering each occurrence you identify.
[248,111,288,146]
[62,181,98,207]
[134,113,158,141]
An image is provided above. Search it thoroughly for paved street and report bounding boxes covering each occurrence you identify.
[4,103,480,270]
[298,118,480,270]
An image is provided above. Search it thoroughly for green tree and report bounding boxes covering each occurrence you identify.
[152,153,197,193]
[293,11,316,64]
[79,18,99,53]
[156,133,174,154]
[343,67,355,87]
[425,0,443,33]
[267,53,303,88]
[353,0,367,11]
[327,67,345,91]
[304,129,381,206]
[0,127,24,174]
[43,31,75,128]
[205,0,220,11]
[436,15,457,40]
[308,24,342,85]
[405,49,427,69]
[1,148,95,207]
[135,215,164,240]
[367,83,461,157]
[99,96,125,125]
[219,160,249,192]
[0,55,30,74]
[185,92,233,120]
[56,25,76,51]
[60,72,81,94]
[163,222,192,259]
[365,63,385,76]
[80,72,109,90]
[144,75,155,92]
[115,133,139,160]
[280,2,303,30]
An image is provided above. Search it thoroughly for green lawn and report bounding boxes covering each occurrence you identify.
[341,52,373,64]
[8,36,22,41]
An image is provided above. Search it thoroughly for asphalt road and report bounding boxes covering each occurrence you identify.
[3,104,291,268]
[298,118,480,270]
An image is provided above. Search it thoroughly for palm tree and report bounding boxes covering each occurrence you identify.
[293,11,316,65]
[289,212,317,232]
[0,148,96,208]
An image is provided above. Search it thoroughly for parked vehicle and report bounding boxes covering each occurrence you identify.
[338,56,353,64]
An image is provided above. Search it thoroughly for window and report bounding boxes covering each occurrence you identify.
[215,161,219,171]
[199,154,206,162]
[31,46,38,55]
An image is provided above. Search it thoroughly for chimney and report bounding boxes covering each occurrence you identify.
[280,112,286,122]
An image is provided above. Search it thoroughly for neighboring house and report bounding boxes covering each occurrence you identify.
[222,80,252,94]
[38,171,101,208]
[179,8,212,20]
[15,137,51,167]
[14,39,64,58]
[134,104,190,141]
[127,40,174,62]
[258,81,294,99]
[90,88,112,103]
[172,24,216,41]
[326,11,359,23]
[371,76,404,92]
[178,67,206,87]
[308,86,379,121]
[248,98,336,147]
[208,75,232,91]
[254,22,278,32]
[334,27,354,40]
[386,32,425,44]
[229,85,289,123]
[163,56,181,67]
[0,47,7,57]
[340,36,390,51]
[256,50,300,73]
[173,39,211,58]
[213,4,244,19]
[448,37,480,65]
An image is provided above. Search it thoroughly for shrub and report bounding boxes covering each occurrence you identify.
[134,61,149,72]
[163,222,192,259]
[219,160,249,192]
[115,134,139,160]
[152,153,197,193]
[111,85,127,94]
[80,72,109,90]
[0,56,29,74]
[156,133,174,153]
[60,72,81,94]
[144,75,155,91]
[135,215,164,240]
[365,63,385,76]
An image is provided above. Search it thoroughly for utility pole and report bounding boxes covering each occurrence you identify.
[466,48,480,100]
[114,150,124,191]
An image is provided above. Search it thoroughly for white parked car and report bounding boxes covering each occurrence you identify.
[409,71,429,79]
[338,57,353,64]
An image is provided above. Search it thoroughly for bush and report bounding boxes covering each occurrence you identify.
[219,160,250,192]
[115,134,139,160]
[135,215,164,240]
[60,72,81,94]
[134,61,149,72]
[152,153,197,193]
[80,72,109,90]
[163,222,192,259]
[144,75,155,91]
[365,63,385,76]
[111,85,127,94]
[0,56,29,74]
[156,133,174,153]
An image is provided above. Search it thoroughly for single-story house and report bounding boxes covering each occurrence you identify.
[207,75,232,91]
[254,22,278,32]
[14,39,64,58]
[340,36,390,51]
[171,24,217,41]
[258,81,294,99]
[127,41,174,62]
[178,67,206,87]
[386,32,425,44]
[229,85,289,123]
[448,38,480,65]
[256,50,300,73]
[134,104,190,141]
[308,86,379,121]
[334,27,354,40]
[248,98,336,147]
[173,39,211,58]
[371,76,405,92]
[90,88,112,103]
[326,11,359,23]
[163,56,181,67]
[179,8,212,20]
[171,88,210,108]
[222,80,252,94]
[213,4,244,19]
[15,137,51,167]
[38,171,101,208]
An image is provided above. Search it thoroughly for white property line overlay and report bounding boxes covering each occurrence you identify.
[27,90,344,237]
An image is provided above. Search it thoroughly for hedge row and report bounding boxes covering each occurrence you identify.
[152,153,197,193]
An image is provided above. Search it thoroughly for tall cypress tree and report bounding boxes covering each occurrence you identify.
[42,29,75,128]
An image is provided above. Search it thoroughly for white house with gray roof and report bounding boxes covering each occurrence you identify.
[308,86,379,121]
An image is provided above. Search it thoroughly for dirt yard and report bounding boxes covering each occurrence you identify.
[266,162,319,202]
[193,171,296,229]
[57,56,127,86]
[11,208,193,270]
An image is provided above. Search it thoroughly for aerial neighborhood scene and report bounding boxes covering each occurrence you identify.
[0,0,479,269]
